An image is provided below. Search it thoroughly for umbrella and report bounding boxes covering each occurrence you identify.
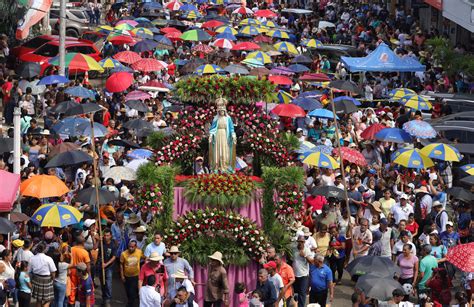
[128,149,153,160]
[239,25,263,36]
[403,120,437,139]
[268,75,293,85]
[334,100,358,113]
[266,29,289,39]
[291,55,312,64]
[192,44,214,54]
[133,39,159,52]
[270,66,294,76]
[318,21,336,28]
[76,187,117,205]
[254,34,272,43]
[49,53,103,72]
[15,62,41,78]
[110,66,134,73]
[181,29,212,41]
[105,72,134,93]
[239,18,260,26]
[107,139,140,149]
[10,212,30,223]
[0,170,20,212]
[108,35,135,45]
[45,150,93,168]
[298,90,323,98]
[51,118,89,136]
[329,80,363,95]
[446,187,474,202]
[400,94,432,111]
[271,104,306,118]
[164,0,183,10]
[335,147,367,166]
[126,159,149,171]
[202,20,225,28]
[346,255,401,277]
[287,64,310,73]
[246,51,272,64]
[132,58,167,72]
[255,9,277,18]
[224,64,249,74]
[31,203,82,227]
[360,123,387,140]
[308,108,339,119]
[212,38,235,49]
[273,41,298,54]
[103,166,137,181]
[249,67,270,77]
[131,28,154,39]
[460,176,474,186]
[115,22,135,30]
[389,88,416,101]
[64,102,102,117]
[154,35,173,47]
[446,242,474,272]
[232,6,253,14]
[293,97,322,111]
[113,51,142,64]
[460,164,474,175]
[125,90,151,101]
[20,175,69,198]
[50,100,78,114]
[215,26,238,35]
[334,96,361,106]
[296,144,332,156]
[0,217,18,233]
[303,152,339,169]
[64,86,95,100]
[310,186,344,199]
[356,274,404,301]
[38,75,69,85]
[300,73,331,82]
[374,128,412,144]
[195,64,224,75]
[301,38,323,48]
[420,143,462,162]
[124,119,154,130]
[49,142,80,157]
[181,10,202,19]
[77,122,108,138]
[261,20,276,28]
[242,58,265,67]
[393,148,434,169]
[125,100,149,113]
[232,42,260,51]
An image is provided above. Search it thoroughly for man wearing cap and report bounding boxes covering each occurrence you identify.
[205,251,229,307]
[120,239,143,307]
[263,261,284,307]
[309,254,334,306]
[139,252,168,298]
[392,231,416,260]
[164,246,194,299]
[130,226,147,251]
[292,235,314,307]
[431,200,448,233]
[440,221,460,248]
[390,194,414,224]
[295,128,305,142]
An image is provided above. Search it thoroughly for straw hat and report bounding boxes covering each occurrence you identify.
[208,251,224,264]
[146,112,154,118]
[127,213,141,224]
[134,226,146,233]
[172,269,188,279]
[149,252,164,262]
[370,201,382,213]
[169,246,180,253]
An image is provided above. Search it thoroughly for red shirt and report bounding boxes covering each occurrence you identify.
[103,111,111,127]
[305,195,327,212]
[1,81,12,105]
[405,221,419,235]
[139,262,168,295]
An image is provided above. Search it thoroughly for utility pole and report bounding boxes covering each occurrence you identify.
[58,0,66,76]
[13,107,21,175]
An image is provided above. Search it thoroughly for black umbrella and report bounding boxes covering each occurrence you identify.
[45,150,93,168]
[108,139,140,149]
[346,256,401,278]
[329,80,363,95]
[356,274,404,301]
[311,186,345,199]
[167,19,185,27]
[50,100,78,114]
[124,119,154,130]
[136,128,155,138]
[164,105,183,112]
[180,59,206,74]
[0,217,17,233]
[76,187,117,205]
[333,100,358,113]
[10,212,30,223]
[125,100,149,113]
[0,138,13,153]
[291,55,312,64]
[15,62,41,78]
[460,175,474,186]
[446,187,474,202]
[64,102,102,117]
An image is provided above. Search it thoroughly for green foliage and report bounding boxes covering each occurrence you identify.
[426,37,474,78]
[136,164,177,233]
[146,131,169,149]
[280,132,301,152]
[179,236,250,266]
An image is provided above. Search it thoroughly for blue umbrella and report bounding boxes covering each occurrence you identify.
[65,86,95,99]
[153,35,173,46]
[111,66,134,73]
[293,97,322,111]
[308,108,339,119]
[298,146,333,160]
[174,59,188,66]
[375,128,412,144]
[334,95,361,106]
[38,75,69,85]
[135,17,151,22]
[128,149,153,160]
[77,122,108,138]
[142,2,162,9]
[402,120,437,139]
[51,118,89,136]
[391,147,411,162]
[180,3,198,10]
[133,39,159,52]
[216,32,237,41]
[298,90,322,98]
[287,64,310,73]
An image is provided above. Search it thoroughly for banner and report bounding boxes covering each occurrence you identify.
[16,0,53,40]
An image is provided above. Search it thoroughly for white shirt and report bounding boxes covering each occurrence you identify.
[29,253,57,276]
[140,285,162,307]
[269,273,284,307]
[391,203,414,224]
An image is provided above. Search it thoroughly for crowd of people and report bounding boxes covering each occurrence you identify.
[0,0,472,306]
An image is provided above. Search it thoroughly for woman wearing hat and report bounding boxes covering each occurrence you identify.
[205,252,229,307]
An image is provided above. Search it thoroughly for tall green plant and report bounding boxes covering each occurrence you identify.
[426,37,474,78]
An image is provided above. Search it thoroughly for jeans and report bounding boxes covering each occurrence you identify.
[17,291,31,307]
[100,267,113,302]
[204,300,222,307]
[53,281,66,307]
[309,289,328,306]
[329,256,345,282]
[293,275,309,307]
[124,276,139,307]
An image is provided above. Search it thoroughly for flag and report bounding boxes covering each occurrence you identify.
[16,0,53,39]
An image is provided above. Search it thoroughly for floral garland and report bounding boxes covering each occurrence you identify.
[136,184,164,214]
[155,133,203,165]
[164,209,269,265]
[184,174,256,208]
[174,75,276,105]
[275,185,304,216]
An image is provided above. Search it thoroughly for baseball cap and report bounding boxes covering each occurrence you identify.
[368,169,377,175]
[84,219,96,228]
[400,194,408,200]
[432,201,443,207]
[407,183,415,189]
[296,128,303,133]
[76,262,87,271]
[263,261,277,270]
[446,221,454,227]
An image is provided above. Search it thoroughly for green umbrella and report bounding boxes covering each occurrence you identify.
[180,29,212,41]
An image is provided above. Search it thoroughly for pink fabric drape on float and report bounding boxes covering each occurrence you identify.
[173,187,263,305]
[173,187,263,227]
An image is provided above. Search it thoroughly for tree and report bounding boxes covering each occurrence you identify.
[426,37,474,78]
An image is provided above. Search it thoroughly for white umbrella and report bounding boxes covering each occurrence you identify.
[103,166,137,181]
[126,159,149,171]
[282,8,312,14]
[318,21,335,29]
[19,80,45,95]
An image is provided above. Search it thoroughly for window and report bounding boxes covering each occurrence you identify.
[69,45,96,54]
[23,37,50,49]
[70,10,88,20]
[33,44,59,57]
[50,9,59,18]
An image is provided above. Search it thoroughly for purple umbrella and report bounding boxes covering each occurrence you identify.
[403,120,437,139]
[269,66,294,76]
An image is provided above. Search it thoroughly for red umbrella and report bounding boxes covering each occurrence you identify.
[271,104,306,118]
[254,35,272,43]
[106,72,133,93]
[360,123,387,140]
[113,51,142,64]
[132,58,167,72]
[268,75,293,85]
[233,42,261,51]
[255,9,278,18]
[202,20,225,29]
[192,44,214,54]
[125,90,151,101]
[161,27,181,34]
[165,32,182,41]
[333,147,367,167]
[446,242,474,272]
[108,35,135,45]
[300,73,331,82]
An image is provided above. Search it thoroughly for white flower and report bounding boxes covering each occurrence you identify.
[258,133,262,137]
[245,231,249,235]
[204,219,209,224]
[293,191,297,195]
[150,192,155,197]
[243,242,247,246]
[196,224,200,228]
[185,219,189,223]
[260,236,264,240]
[174,235,178,239]
[188,226,191,229]
[239,226,243,230]
[234,228,239,232]
[210,213,215,216]
[251,237,255,241]
[177,223,181,227]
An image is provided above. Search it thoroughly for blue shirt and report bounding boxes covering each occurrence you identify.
[440,231,459,248]
[309,264,333,291]
[144,242,166,258]
[18,272,31,294]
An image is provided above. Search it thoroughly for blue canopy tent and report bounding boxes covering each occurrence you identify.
[340,43,425,72]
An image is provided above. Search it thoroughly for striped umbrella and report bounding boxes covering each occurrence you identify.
[335,147,368,166]
[132,58,167,72]
[216,32,237,41]
[181,10,202,19]
[239,25,263,36]
[131,27,154,39]
[192,44,214,54]
[375,128,412,143]
[261,20,277,28]
[179,3,198,11]
[212,38,235,49]
[181,29,212,41]
[403,120,437,139]
[116,20,138,27]
[113,51,142,64]
[99,57,124,69]
[164,0,183,10]
[420,143,462,162]
[232,6,254,14]
[125,90,151,101]
[460,164,474,175]
[31,203,82,227]
[49,53,103,72]
[195,64,224,75]
[215,26,238,35]
[276,90,293,103]
[266,29,289,39]
[400,94,432,110]
[246,51,272,64]
[393,148,434,169]
[301,38,323,48]
[389,88,416,101]
[239,18,260,26]
[303,152,340,169]
[273,41,298,54]
[115,23,134,31]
